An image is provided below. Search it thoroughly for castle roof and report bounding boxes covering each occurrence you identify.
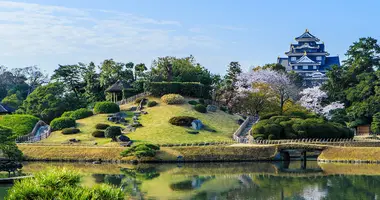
[295,29,320,42]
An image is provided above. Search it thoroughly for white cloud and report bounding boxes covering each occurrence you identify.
[213,25,246,31]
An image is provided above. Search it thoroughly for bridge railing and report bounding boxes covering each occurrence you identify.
[117,92,151,105]
[249,138,380,146]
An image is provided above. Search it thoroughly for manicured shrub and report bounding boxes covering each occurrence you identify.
[0,114,39,137]
[220,106,228,112]
[61,111,74,118]
[104,126,122,140]
[95,123,110,130]
[147,101,158,107]
[5,167,124,200]
[120,143,159,158]
[253,134,265,140]
[188,100,198,105]
[144,143,160,150]
[198,99,205,105]
[260,112,280,120]
[50,117,76,131]
[94,101,120,114]
[69,108,93,120]
[92,130,105,138]
[161,94,185,105]
[194,104,207,113]
[169,116,197,126]
[61,128,80,135]
[145,82,209,98]
[268,134,276,140]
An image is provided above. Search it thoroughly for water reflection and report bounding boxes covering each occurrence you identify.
[4,161,380,200]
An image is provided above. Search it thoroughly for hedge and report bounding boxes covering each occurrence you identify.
[104,126,122,140]
[145,82,210,98]
[95,123,110,130]
[92,130,105,138]
[94,102,120,114]
[61,128,80,135]
[188,100,198,105]
[147,101,158,107]
[50,117,76,131]
[169,116,196,126]
[161,94,185,105]
[120,143,160,158]
[61,111,74,118]
[0,114,39,137]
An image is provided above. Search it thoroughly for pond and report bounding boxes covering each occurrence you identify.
[1,161,380,199]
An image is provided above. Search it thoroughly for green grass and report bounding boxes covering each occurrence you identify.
[0,114,39,136]
[41,112,133,145]
[120,97,240,144]
[318,147,380,162]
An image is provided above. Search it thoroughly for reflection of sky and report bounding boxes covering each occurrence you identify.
[302,185,327,200]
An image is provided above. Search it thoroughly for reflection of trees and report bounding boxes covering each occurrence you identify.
[170,176,215,191]
[119,167,160,199]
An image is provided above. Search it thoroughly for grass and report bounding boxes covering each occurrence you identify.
[0,114,39,136]
[120,97,240,144]
[318,146,380,162]
[40,112,133,145]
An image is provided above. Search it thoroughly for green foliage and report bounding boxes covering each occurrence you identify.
[93,101,120,114]
[161,94,185,105]
[95,123,110,130]
[198,99,205,104]
[1,94,22,110]
[50,117,76,131]
[0,114,39,137]
[147,100,157,107]
[146,82,209,98]
[120,143,160,158]
[104,126,122,140]
[220,106,228,112]
[194,104,207,113]
[0,125,23,161]
[61,128,80,135]
[260,112,280,120]
[122,88,139,99]
[188,100,198,105]
[251,116,353,139]
[371,112,380,134]
[253,134,265,140]
[69,108,93,120]
[62,111,74,118]
[134,97,144,104]
[92,130,105,138]
[5,167,124,200]
[169,116,197,126]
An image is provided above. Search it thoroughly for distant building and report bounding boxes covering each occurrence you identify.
[277,29,340,87]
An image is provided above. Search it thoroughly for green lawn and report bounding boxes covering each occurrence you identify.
[41,97,240,145]
[121,97,240,144]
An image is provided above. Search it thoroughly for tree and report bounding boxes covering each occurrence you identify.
[222,62,242,108]
[371,112,380,134]
[262,63,286,72]
[237,69,298,114]
[21,66,48,94]
[82,62,104,103]
[99,59,133,88]
[51,64,84,99]
[134,63,148,80]
[1,94,22,110]
[0,126,23,161]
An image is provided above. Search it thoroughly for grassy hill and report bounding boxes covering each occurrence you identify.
[0,114,39,136]
[41,97,240,146]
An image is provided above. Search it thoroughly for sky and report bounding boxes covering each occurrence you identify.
[1,0,380,76]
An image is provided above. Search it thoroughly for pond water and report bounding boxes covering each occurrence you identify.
[1,161,380,199]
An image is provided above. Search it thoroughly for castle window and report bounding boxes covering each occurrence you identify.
[313,65,317,69]
[294,66,298,70]
[303,66,308,70]
[291,57,296,61]
[316,56,322,61]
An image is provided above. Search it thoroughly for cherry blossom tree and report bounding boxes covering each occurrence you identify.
[236,69,298,114]
[299,86,344,118]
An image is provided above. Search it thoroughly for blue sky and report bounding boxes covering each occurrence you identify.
[1,0,380,75]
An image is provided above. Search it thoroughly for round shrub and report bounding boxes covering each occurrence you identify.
[104,126,122,139]
[260,112,280,120]
[161,94,185,105]
[253,134,265,140]
[147,101,158,107]
[61,128,80,135]
[169,116,197,126]
[220,106,228,112]
[94,101,120,114]
[92,130,105,138]
[135,97,144,104]
[70,108,93,120]
[268,134,276,140]
[61,111,74,118]
[188,100,198,105]
[198,99,205,105]
[50,117,76,131]
[95,123,110,130]
[194,104,207,113]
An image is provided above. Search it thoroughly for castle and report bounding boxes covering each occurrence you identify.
[277,29,340,87]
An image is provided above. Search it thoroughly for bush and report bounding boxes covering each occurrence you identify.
[169,116,197,126]
[268,134,276,140]
[95,123,110,130]
[253,134,265,140]
[147,101,158,107]
[69,108,93,120]
[5,167,124,200]
[145,82,209,98]
[50,117,76,131]
[198,99,205,105]
[161,94,185,105]
[260,112,280,120]
[120,143,159,158]
[94,101,120,114]
[61,111,73,118]
[122,88,139,99]
[0,114,39,137]
[61,128,80,135]
[104,126,122,139]
[188,100,198,105]
[220,106,228,112]
[194,104,207,113]
[135,97,144,104]
[92,130,105,138]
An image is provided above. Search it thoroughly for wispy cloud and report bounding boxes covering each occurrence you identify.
[0,1,218,58]
[213,25,246,31]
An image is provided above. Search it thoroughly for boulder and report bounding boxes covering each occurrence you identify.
[207,105,218,112]
[69,138,79,143]
[191,120,203,130]
[118,135,130,142]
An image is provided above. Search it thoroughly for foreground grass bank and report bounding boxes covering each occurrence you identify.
[318,147,380,163]
[18,145,277,162]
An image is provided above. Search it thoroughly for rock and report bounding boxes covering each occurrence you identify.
[141,111,148,115]
[132,116,138,121]
[92,159,102,164]
[94,142,98,145]
[207,105,217,112]
[69,138,79,143]
[191,120,203,130]
[126,141,133,147]
[237,119,244,125]
[118,135,130,142]
[134,111,141,116]
[129,107,137,111]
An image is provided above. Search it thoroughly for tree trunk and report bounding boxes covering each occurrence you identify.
[280,95,284,115]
